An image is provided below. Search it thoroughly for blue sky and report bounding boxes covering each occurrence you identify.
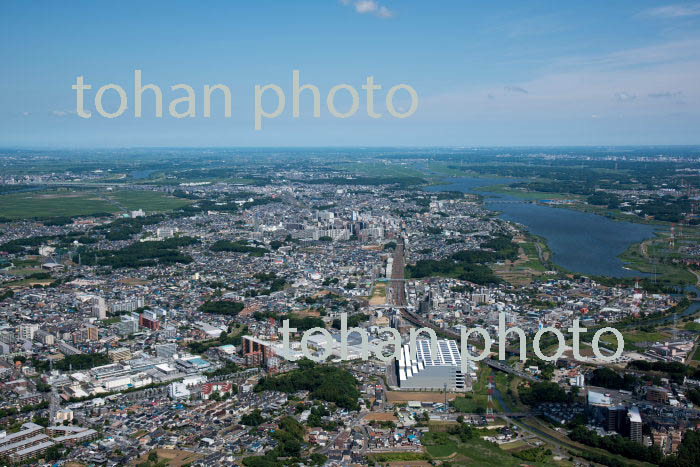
[1,0,699,147]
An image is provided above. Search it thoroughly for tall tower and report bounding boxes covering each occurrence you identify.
[486,374,495,419]
[669,224,676,249]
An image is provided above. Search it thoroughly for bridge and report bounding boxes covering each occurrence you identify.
[486,199,537,204]
[484,359,539,383]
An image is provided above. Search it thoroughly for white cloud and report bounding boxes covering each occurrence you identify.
[377,6,393,18]
[50,110,76,117]
[417,38,700,122]
[640,3,700,18]
[648,91,684,98]
[504,86,529,94]
[615,92,637,102]
[355,1,377,14]
[341,0,394,19]
[21,111,31,117]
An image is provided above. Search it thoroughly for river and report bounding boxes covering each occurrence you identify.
[426,177,658,278]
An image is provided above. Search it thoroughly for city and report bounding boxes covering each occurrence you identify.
[0,148,699,466]
[2,1,700,466]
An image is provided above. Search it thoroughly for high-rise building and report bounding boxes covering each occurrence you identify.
[109,297,145,313]
[84,325,99,342]
[140,310,160,331]
[17,324,39,340]
[90,296,107,320]
[627,406,643,443]
[116,314,139,336]
[35,330,55,346]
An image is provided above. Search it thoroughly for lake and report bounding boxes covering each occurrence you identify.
[427,177,657,278]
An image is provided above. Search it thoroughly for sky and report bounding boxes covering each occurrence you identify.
[1,0,699,147]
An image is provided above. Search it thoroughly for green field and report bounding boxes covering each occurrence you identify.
[0,189,191,220]
[618,234,697,285]
[692,347,700,361]
[452,365,502,413]
[600,329,672,351]
[105,190,192,211]
[425,436,556,466]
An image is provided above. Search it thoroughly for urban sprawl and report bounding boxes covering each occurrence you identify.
[0,149,699,466]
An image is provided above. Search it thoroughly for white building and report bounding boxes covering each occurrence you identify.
[168,382,191,400]
[397,339,467,391]
[17,324,39,341]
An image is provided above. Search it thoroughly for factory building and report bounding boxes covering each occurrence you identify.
[396,339,467,391]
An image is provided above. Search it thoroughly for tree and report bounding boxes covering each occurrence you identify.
[661,429,700,467]
[241,409,264,427]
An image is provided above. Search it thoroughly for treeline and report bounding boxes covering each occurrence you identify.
[94,214,165,241]
[660,429,700,467]
[0,235,55,254]
[33,353,110,372]
[255,359,360,410]
[243,416,328,467]
[210,239,269,257]
[589,368,637,391]
[480,234,519,261]
[627,359,700,382]
[251,272,287,295]
[519,382,572,405]
[253,311,325,332]
[588,192,621,209]
[407,257,500,284]
[332,313,369,329]
[407,249,500,283]
[199,300,244,316]
[569,426,662,464]
[0,401,49,418]
[407,235,518,284]
[639,196,696,223]
[299,176,426,187]
[77,236,197,268]
[189,325,248,355]
[0,290,14,301]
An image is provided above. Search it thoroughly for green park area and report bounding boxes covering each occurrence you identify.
[421,422,561,466]
[0,189,191,220]
[618,232,698,286]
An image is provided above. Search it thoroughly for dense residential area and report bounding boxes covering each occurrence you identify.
[0,148,699,466]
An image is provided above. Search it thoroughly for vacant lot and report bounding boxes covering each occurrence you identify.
[131,448,201,466]
[364,412,398,422]
[369,282,388,305]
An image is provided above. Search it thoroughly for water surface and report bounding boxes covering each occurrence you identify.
[427,177,657,277]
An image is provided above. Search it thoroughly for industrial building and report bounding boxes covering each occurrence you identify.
[396,339,467,391]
